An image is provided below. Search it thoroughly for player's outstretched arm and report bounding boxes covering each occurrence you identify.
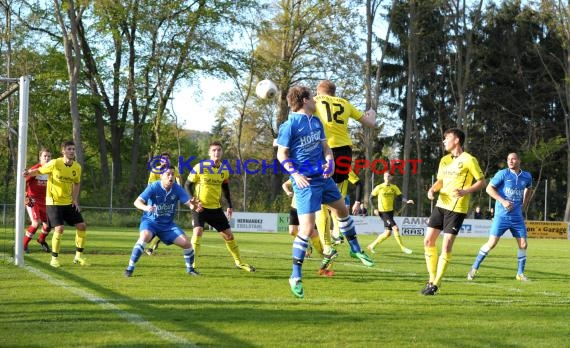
[23,168,39,177]
[134,197,154,213]
[185,197,202,212]
[359,109,377,128]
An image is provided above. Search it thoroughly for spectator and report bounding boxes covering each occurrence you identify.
[473,206,483,219]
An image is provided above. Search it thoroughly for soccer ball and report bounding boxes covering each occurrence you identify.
[255,79,278,99]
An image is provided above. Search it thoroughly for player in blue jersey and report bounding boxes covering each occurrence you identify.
[467,152,533,282]
[276,85,373,298]
[124,166,202,277]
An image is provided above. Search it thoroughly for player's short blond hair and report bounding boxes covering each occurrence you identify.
[317,80,336,96]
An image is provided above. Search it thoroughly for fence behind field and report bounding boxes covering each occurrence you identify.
[0,203,193,228]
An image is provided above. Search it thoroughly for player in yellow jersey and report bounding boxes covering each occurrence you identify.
[421,128,486,295]
[145,152,182,255]
[184,141,255,273]
[367,172,414,254]
[23,141,88,268]
[313,80,376,269]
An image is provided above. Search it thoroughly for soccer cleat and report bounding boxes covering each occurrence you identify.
[38,240,51,253]
[73,257,89,266]
[353,251,374,267]
[515,273,530,282]
[145,248,155,256]
[420,282,434,295]
[187,268,200,276]
[318,268,335,277]
[50,257,61,268]
[289,277,304,298]
[420,282,438,295]
[423,284,439,295]
[236,263,256,272]
[401,247,413,255]
[467,268,478,281]
[320,248,339,270]
[366,245,376,254]
[24,247,30,254]
[124,269,133,277]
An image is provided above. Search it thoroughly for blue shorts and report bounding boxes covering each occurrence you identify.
[292,175,342,215]
[139,219,185,245]
[489,214,527,238]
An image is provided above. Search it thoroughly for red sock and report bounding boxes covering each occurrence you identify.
[38,227,51,243]
[24,226,38,248]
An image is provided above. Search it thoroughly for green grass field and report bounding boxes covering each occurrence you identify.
[1,227,569,347]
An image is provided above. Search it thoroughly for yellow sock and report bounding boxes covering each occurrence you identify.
[331,210,341,239]
[311,235,323,255]
[52,231,63,255]
[74,229,86,258]
[148,236,160,249]
[370,231,390,248]
[425,246,438,283]
[191,235,201,268]
[316,205,332,254]
[225,239,242,265]
[434,252,452,286]
[393,228,406,249]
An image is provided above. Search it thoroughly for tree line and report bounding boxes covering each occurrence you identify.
[1,1,569,221]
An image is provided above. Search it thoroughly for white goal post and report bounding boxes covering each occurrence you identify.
[1,76,30,267]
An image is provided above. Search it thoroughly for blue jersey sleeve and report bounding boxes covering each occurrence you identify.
[276,121,292,148]
[138,181,157,204]
[174,183,190,204]
[489,169,506,188]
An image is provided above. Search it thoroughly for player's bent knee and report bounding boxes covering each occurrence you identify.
[222,234,234,241]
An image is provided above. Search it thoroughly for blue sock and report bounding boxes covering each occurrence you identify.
[127,241,146,271]
[339,216,361,253]
[517,249,526,274]
[291,235,308,279]
[184,248,195,270]
[472,245,490,270]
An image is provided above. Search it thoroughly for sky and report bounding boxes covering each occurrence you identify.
[171,5,390,133]
[170,77,233,132]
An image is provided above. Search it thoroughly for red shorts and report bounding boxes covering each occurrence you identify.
[27,202,48,222]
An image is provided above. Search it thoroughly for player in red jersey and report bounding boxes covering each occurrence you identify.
[23,148,52,253]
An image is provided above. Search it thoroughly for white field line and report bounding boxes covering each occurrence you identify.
[5,255,198,348]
